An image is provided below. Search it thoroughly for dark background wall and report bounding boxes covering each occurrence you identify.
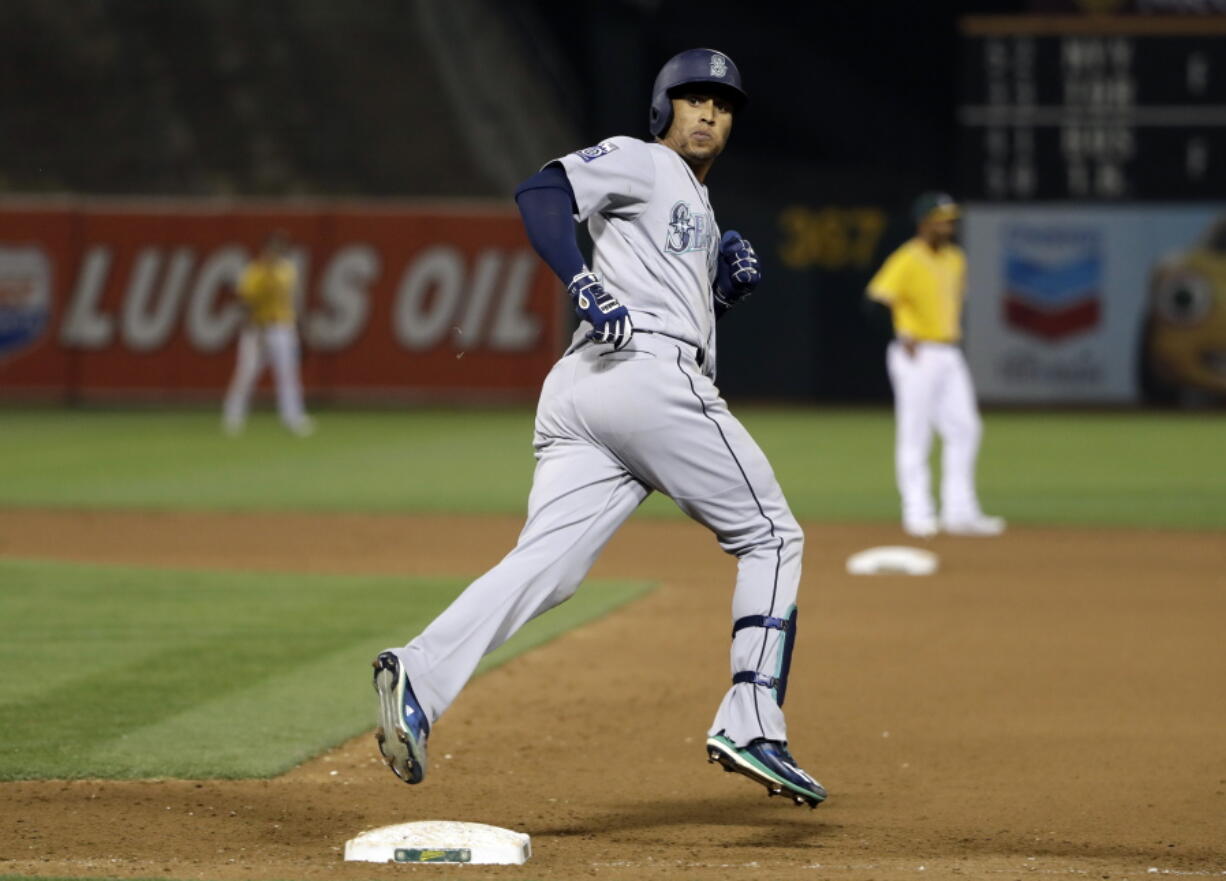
[513,2,1022,185]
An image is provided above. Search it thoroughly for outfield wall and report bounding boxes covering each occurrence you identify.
[7,198,1226,407]
[0,200,566,402]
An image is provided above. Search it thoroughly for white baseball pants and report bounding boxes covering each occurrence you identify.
[886,340,985,525]
[390,332,805,747]
[222,324,309,433]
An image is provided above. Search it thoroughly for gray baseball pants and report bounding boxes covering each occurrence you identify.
[388,331,804,746]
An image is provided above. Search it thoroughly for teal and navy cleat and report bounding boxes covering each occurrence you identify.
[706,732,827,808]
[372,651,430,784]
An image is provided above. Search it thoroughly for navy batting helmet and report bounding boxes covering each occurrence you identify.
[648,48,747,139]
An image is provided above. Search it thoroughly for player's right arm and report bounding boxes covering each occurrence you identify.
[514,164,585,284]
[234,265,260,324]
[866,245,910,306]
[551,136,654,222]
[513,135,656,280]
[514,159,632,350]
[865,245,914,354]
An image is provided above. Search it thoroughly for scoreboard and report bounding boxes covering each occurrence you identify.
[958,17,1226,200]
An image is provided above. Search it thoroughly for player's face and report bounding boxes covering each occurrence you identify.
[262,234,289,260]
[663,90,734,164]
[921,216,957,246]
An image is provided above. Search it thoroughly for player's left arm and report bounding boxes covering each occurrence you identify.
[713,229,762,318]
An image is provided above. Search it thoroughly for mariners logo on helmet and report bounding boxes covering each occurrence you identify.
[710,53,728,78]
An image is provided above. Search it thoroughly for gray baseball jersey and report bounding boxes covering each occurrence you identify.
[555,136,720,376]
[387,135,805,751]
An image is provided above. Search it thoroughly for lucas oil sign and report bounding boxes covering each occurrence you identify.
[0,201,564,400]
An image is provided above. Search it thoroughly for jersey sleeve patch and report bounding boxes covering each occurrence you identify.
[573,140,620,162]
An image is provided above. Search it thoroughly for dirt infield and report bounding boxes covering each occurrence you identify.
[2,510,1224,881]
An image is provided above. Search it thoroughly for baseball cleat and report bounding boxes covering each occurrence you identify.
[903,515,939,539]
[289,417,316,438]
[706,733,826,809]
[941,513,1006,536]
[372,651,430,784]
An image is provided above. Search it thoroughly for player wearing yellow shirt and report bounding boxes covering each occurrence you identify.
[237,253,296,326]
[222,231,314,437]
[866,193,1003,537]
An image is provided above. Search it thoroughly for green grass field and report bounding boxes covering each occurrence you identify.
[1,406,1222,527]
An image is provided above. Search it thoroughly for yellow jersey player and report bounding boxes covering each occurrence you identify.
[866,192,1003,537]
[222,230,314,437]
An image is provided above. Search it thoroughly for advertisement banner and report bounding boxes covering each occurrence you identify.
[963,204,1226,403]
[0,201,564,401]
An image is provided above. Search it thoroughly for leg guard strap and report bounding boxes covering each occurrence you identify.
[731,614,790,638]
[732,670,779,689]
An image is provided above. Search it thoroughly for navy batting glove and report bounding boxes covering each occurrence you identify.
[568,268,633,350]
[714,229,761,310]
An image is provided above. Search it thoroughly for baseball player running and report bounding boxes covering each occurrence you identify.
[372,48,826,809]
[222,230,314,437]
[866,193,1004,537]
